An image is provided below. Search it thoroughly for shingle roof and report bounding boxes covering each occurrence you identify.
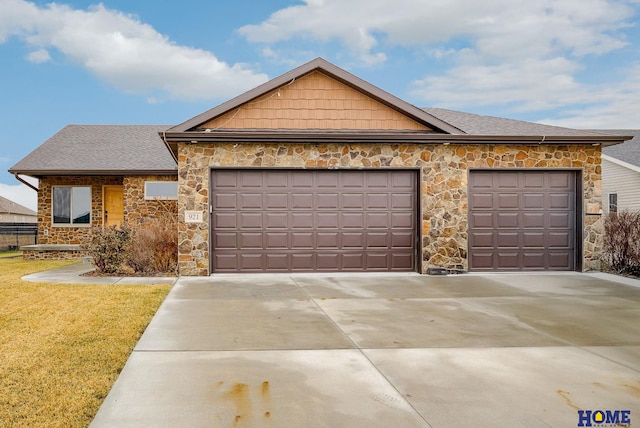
[0,195,36,216]
[599,130,640,168]
[424,108,607,137]
[9,125,177,176]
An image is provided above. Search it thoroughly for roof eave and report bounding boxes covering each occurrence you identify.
[163,130,630,145]
[8,169,178,177]
[166,58,464,135]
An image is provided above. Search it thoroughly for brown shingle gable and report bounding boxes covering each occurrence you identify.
[9,125,177,176]
[167,58,463,135]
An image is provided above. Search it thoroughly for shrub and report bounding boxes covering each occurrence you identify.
[81,225,131,274]
[126,214,177,274]
[603,210,640,277]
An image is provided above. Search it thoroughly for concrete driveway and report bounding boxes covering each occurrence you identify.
[91,272,640,427]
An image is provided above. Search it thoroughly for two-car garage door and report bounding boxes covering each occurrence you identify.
[211,169,417,273]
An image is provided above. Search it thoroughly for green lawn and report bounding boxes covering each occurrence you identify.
[0,257,171,427]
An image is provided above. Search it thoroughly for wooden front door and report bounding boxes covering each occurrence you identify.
[103,186,124,227]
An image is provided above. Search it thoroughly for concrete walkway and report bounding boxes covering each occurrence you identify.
[22,262,178,285]
[89,271,640,427]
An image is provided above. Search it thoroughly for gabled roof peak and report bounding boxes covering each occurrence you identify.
[167,57,464,135]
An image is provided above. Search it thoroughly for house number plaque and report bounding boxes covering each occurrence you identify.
[185,211,203,223]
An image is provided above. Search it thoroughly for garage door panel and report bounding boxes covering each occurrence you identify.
[214,193,237,209]
[318,232,340,248]
[469,170,576,271]
[470,252,495,269]
[291,232,313,248]
[265,212,287,228]
[498,193,519,209]
[240,193,262,209]
[549,232,571,248]
[367,212,389,228]
[523,213,544,228]
[470,232,493,247]
[549,193,572,209]
[239,233,262,248]
[212,170,416,272]
[522,232,544,248]
[291,212,313,228]
[292,193,313,209]
[470,212,493,228]
[522,253,545,269]
[497,252,520,268]
[497,212,519,228]
[391,232,413,248]
[391,212,413,228]
[497,232,519,248]
[266,232,288,249]
[239,212,262,229]
[214,212,237,229]
[523,193,544,209]
[471,193,493,209]
[214,232,237,249]
[549,212,572,228]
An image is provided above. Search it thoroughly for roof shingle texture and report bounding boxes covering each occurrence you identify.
[10,125,176,175]
[599,130,640,168]
[424,108,607,137]
[0,195,36,216]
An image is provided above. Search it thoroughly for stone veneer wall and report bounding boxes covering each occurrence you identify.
[37,176,123,245]
[123,176,178,224]
[178,143,602,275]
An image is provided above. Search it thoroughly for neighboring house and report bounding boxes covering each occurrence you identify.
[9,58,631,274]
[0,195,37,251]
[597,130,640,214]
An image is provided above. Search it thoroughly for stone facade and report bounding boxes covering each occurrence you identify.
[37,176,123,245]
[123,175,178,224]
[29,175,178,260]
[177,142,602,275]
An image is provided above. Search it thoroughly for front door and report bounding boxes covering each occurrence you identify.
[103,186,124,227]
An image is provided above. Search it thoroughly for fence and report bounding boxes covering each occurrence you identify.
[0,223,37,251]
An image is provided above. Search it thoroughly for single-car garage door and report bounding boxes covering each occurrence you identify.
[469,170,577,271]
[211,169,417,273]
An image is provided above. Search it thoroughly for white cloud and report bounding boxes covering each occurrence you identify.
[0,182,38,212]
[240,0,639,126]
[0,0,268,100]
[26,48,49,63]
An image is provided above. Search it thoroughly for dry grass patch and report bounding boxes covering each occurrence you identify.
[0,257,170,427]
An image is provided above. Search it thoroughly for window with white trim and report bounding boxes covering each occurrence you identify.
[144,181,178,200]
[53,186,92,225]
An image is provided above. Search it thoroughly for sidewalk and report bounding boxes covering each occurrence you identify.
[21,262,178,286]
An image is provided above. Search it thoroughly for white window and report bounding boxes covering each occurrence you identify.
[53,186,91,225]
[144,181,178,200]
[609,193,618,213]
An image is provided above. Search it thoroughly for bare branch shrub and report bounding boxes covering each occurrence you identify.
[126,213,177,275]
[603,210,640,277]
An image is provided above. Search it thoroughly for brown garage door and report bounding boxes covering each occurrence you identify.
[211,169,417,273]
[469,170,577,271]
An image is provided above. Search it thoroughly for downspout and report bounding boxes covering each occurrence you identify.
[13,173,38,192]
[161,130,178,163]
